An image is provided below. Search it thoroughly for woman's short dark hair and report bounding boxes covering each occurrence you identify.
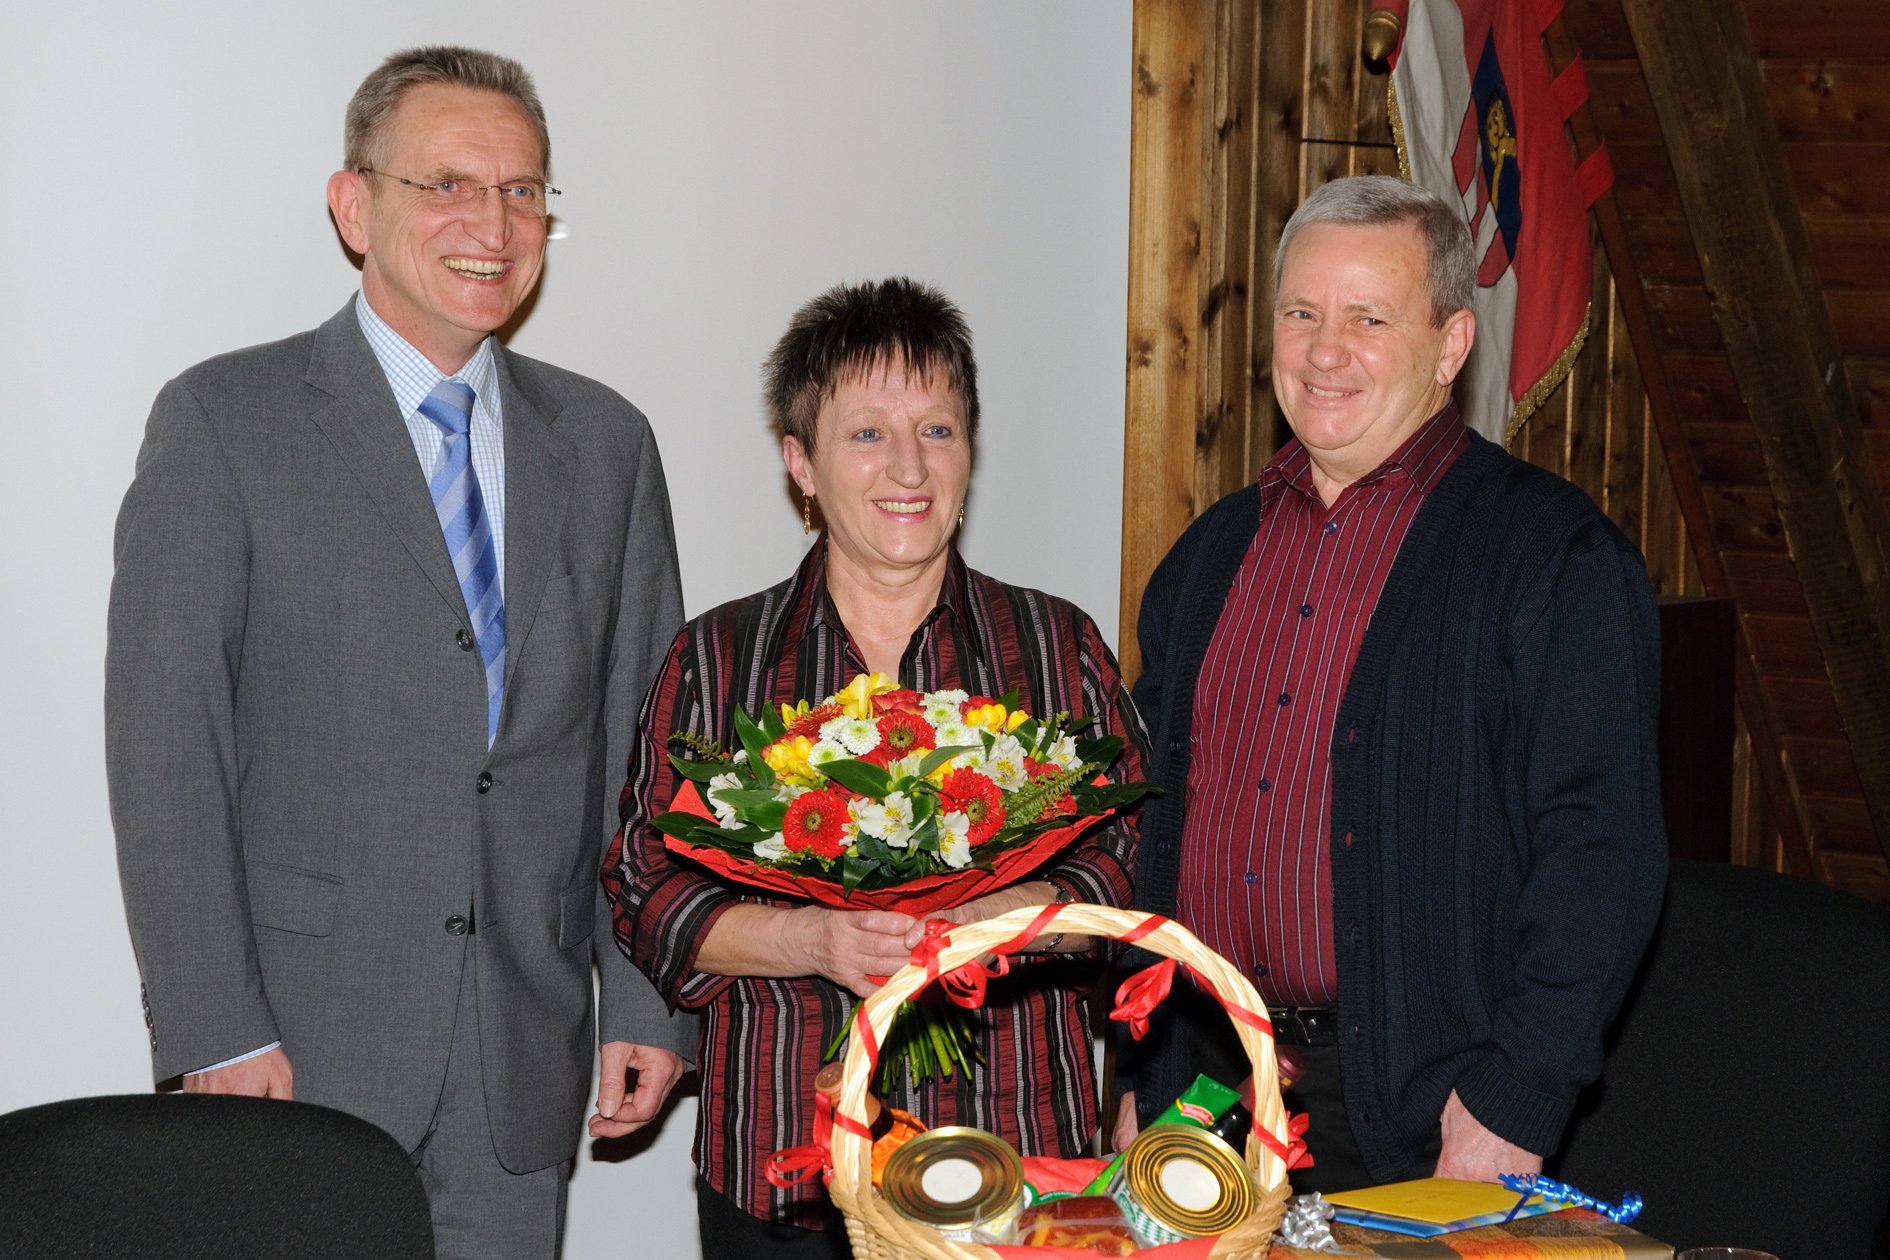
[763,277,979,453]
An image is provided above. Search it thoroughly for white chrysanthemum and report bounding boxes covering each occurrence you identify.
[938,812,973,869]
[851,791,916,849]
[808,739,849,769]
[984,734,1030,791]
[753,834,789,862]
[821,715,881,755]
[923,689,970,726]
[931,720,980,757]
[1043,734,1080,771]
[707,772,743,827]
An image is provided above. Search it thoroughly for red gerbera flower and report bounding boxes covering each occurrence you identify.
[876,710,937,760]
[873,689,926,716]
[783,702,845,742]
[940,767,1006,846]
[781,789,850,860]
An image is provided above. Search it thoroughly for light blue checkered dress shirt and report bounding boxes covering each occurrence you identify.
[354,292,506,598]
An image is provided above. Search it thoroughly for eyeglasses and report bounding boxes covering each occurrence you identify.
[357,168,560,219]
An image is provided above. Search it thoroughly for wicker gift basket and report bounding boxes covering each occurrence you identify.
[826,902,1294,1259]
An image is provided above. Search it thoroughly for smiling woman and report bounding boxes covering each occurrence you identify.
[602,277,1151,1257]
[780,363,972,666]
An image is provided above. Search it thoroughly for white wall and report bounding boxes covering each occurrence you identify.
[0,3,1130,1256]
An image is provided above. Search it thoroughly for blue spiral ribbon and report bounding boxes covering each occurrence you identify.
[1498,1172,1644,1225]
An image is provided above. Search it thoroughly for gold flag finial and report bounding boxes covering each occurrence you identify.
[1363,9,1403,69]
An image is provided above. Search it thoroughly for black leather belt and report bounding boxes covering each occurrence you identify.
[1267,1004,1336,1046]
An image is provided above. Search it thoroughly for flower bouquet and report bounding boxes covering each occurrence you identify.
[653,671,1153,1086]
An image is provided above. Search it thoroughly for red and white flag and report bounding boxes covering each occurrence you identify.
[1385,0,1612,445]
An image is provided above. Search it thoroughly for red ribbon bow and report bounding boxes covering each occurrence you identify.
[907,917,1015,1010]
[1109,957,1178,1041]
[1252,1109,1314,1171]
[766,1082,881,1188]
[766,1088,836,1187]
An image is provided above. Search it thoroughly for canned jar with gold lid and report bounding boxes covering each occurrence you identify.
[879,1127,1026,1242]
[1113,1124,1256,1245]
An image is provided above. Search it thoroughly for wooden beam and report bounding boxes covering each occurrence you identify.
[1120,0,1265,680]
[1544,12,1815,875]
[1620,0,1890,858]
[1122,0,1206,681]
[1197,0,1266,507]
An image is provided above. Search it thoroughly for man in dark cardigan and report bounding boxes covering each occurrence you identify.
[1116,176,1666,1192]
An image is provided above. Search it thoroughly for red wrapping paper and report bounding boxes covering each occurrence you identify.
[662,779,1109,914]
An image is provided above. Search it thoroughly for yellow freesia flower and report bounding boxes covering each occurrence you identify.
[779,699,811,727]
[763,735,817,784]
[835,672,899,719]
[963,701,1029,734]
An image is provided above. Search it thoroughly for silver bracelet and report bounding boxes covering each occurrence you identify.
[1037,886,1076,952]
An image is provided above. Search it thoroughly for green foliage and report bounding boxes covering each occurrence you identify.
[823,758,891,799]
[731,707,775,778]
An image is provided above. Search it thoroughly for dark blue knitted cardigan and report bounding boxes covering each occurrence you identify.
[1125,431,1668,1180]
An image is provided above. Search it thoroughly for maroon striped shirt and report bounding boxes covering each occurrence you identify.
[1176,405,1467,1007]
[602,540,1145,1226]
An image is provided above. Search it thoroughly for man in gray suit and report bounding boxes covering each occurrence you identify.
[106,46,687,1257]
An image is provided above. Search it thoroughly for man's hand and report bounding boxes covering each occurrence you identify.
[1434,1089,1543,1182]
[183,1046,294,1098]
[1111,1090,1140,1152]
[590,1041,686,1139]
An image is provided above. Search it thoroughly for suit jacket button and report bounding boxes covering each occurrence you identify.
[476,772,493,793]
[445,915,468,936]
[456,628,475,651]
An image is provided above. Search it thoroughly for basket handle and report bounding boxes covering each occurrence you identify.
[829,902,1297,1199]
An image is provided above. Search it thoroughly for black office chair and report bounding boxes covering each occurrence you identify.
[0,1093,434,1258]
[1551,859,1890,1259]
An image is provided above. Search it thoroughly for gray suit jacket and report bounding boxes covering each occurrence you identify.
[107,301,690,1172]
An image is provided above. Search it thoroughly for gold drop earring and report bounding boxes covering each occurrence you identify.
[957,502,965,529]
[803,494,814,535]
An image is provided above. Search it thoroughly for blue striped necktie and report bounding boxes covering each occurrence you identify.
[419,378,505,745]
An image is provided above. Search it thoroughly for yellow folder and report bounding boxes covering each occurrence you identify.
[1323,1177,1552,1236]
